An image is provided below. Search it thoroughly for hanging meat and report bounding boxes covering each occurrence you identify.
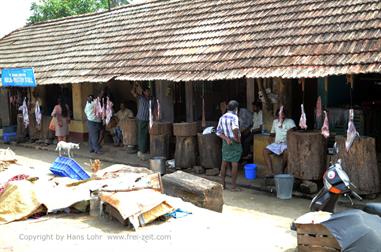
[321,111,330,139]
[345,109,359,151]
[35,100,41,126]
[105,97,113,125]
[299,104,307,129]
[149,100,153,129]
[94,97,103,120]
[156,98,160,121]
[18,97,29,128]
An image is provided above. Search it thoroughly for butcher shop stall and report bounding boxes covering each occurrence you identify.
[252,74,381,198]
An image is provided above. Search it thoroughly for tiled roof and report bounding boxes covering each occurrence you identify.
[0,0,380,85]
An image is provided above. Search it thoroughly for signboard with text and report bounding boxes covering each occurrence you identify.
[0,68,37,87]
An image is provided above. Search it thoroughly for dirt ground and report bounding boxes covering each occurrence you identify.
[0,145,333,252]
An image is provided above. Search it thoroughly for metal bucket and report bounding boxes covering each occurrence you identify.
[150,156,166,175]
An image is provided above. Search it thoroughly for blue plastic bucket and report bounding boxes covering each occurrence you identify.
[244,164,257,180]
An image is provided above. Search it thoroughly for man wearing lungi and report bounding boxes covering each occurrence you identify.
[263,107,296,175]
[216,100,242,191]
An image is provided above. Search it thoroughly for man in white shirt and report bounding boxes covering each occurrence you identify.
[263,107,295,175]
[251,102,263,133]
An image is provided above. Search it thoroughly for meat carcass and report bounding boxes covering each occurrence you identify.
[35,100,41,126]
[105,97,113,125]
[299,104,307,129]
[345,109,359,151]
[94,97,104,120]
[156,98,160,121]
[18,97,29,128]
[321,111,330,139]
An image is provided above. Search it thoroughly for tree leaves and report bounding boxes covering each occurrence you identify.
[28,0,132,24]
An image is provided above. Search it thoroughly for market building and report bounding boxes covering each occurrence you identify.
[0,0,380,194]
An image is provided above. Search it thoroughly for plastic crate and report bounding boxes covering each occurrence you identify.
[3,132,17,143]
[50,156,90,180]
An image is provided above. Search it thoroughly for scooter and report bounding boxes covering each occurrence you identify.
[293,151,381,251]
[310,159,362,212]
[309,158,381,216]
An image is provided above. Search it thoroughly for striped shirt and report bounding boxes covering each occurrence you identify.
[136,96,150,121]
[216,111,240,139]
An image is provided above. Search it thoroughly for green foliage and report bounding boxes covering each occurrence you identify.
[28,0,132,23]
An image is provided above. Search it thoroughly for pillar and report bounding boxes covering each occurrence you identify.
[155,80,174,122]
[185,82,194,122]
[246,78,255,110]
[69,83,93,142]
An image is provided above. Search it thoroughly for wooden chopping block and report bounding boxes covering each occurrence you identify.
[162,171,223,212]
[287,130,327,180]
[150,122,172,135]
[173,122,198,137]
[335,135,380,195]
[197,133,221,169]
[150,133,171,159]
[119,118,137,146]
[175,136,197,168]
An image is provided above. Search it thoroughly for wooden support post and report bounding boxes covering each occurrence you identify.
[246,78,255,109]
[185,82,194,122]
[155,80,174,122]
[70,83,93,141]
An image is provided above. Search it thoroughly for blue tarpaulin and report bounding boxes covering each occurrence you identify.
[0,68,36,87]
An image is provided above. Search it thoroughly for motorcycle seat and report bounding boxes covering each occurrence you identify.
[363,203,381,217]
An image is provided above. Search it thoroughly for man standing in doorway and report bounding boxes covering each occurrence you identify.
[216,100,242,191]
[132,84,151,160]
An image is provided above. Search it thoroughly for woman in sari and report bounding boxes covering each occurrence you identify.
[51,98,70,142]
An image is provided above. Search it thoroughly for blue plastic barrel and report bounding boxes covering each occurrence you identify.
[244,164,257,180]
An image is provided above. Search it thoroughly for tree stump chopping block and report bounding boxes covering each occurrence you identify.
[175,136,197,168]
[287,131,327,180]
[150,122,172,135]
[173,122,198,137]
[162,171,224,212]
[197,133,222,169]
[150,134,171,159]
[335,136,380,195]
[120,118,137,146]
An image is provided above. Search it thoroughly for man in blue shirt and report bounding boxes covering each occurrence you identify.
[132,84,151,159]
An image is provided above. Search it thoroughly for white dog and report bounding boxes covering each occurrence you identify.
[55,141,80,158]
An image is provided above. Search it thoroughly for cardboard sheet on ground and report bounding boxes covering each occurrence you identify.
[0,161,171,225]
[100,189,174,229]
[0,180,42,224]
